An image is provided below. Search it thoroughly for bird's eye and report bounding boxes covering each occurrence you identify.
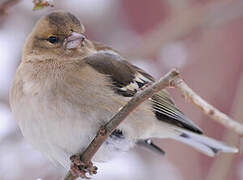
[48,36,58,44]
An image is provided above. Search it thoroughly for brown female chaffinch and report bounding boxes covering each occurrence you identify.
[10,11,237,176]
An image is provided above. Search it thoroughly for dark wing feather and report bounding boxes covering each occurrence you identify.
[151,91,203,134]
[84,51,150,97]
[84,51,203,134]
[137,139,165,155]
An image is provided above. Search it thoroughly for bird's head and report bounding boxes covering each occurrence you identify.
[23,11,95,61]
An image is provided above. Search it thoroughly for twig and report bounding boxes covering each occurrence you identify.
[0,0,20,16]
[0,0,20,26]
[171,78,243,136]
[124,0,243,58]
[0,97,9,107]
[64,69,179,180]
[64,69,243,179]
[206,73,243,180]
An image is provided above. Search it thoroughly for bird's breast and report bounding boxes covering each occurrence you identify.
[11,63,132,168]
[10,62,157,169]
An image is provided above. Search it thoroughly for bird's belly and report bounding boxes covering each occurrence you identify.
[15,98,89,169]
[14,90,140,170]
[12,73,162,170]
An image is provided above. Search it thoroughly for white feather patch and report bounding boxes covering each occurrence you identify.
[119,72,152,93]
[136,72,152,83]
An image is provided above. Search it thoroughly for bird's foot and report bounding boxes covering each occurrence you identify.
[70,155,98,179]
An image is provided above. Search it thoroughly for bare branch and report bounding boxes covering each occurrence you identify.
[206,73,243,180]
[171,77,243,136]
[64,69,243,179]
[64,69,179,180]
[81,69,178,162]
[0,0,54,26]
[0,0,20,17]
[0,0,20,27]
[0,97,9,107]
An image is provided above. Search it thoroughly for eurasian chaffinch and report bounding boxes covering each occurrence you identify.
[10,11,237,177]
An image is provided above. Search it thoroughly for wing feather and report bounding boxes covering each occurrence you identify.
[83,50,203,134]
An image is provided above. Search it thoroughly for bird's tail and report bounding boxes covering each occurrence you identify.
[172,129,238,157]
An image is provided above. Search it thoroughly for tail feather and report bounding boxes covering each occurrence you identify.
[172,130,238,157]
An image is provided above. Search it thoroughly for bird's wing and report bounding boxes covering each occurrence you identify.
[137,139,165,155]
[83,51,203,134]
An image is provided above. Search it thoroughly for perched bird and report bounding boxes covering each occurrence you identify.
[10,11,238,177]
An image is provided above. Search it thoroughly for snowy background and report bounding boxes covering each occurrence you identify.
[0,0,242,180]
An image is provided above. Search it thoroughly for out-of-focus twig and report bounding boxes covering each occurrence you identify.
[0,0,20,16]
[171,77,243,136]
[0,0,20,27]
[0,97,9,107]
[64,69,243,179]
[206,73,243,180]
[124,0,243,58]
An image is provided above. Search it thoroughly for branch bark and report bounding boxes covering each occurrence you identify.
[206,73,243,180]
[171,78,243,136]
[0,0,21,26]
[0,0,20,16]
[64,69,243,180]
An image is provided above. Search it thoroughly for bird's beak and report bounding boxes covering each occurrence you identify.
[64,32,86,49]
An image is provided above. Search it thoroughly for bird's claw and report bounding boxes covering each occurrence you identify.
[70,155,98,179]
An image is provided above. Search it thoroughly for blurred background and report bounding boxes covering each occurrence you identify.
[0,0,243,179]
